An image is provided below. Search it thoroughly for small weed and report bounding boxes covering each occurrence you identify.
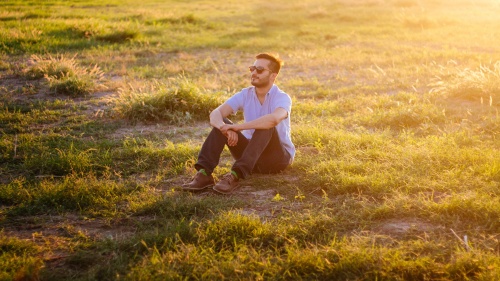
[294,189,306,202]
[20,83,38,95]
[272,193,286,202]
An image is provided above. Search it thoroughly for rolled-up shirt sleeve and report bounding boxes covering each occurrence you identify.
[225,89,246,114]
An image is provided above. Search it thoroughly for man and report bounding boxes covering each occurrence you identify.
[182,53,295,194]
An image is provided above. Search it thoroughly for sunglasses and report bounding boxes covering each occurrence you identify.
[249,66,272,74]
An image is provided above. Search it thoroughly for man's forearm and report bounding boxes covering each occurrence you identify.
[236,114,280,131]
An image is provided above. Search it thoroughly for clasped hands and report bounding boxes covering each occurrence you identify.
[219,124,241,146]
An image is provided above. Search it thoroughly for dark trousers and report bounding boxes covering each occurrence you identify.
[195,120,291,179]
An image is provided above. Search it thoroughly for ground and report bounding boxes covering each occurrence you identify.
[0,67,451,236]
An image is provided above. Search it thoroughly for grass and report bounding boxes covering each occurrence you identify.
[127,214,499,280]
[0,234,43,280]
[430,61,500,104]
[21,54,104,96]
[1,0,500,280]
[115,77,224,124]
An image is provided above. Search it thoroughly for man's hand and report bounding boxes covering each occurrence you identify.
[219,124,241,146]
[224,129,238,146]
[219,124,241,134]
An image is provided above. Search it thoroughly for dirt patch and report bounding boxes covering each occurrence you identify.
[234,187,283,218]
[160,179,288,218]
[1,214,143,270]
[376,218,443,236]
[110,122,209,141]
[2,215,138,242]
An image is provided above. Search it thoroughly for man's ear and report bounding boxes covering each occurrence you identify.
[271,72,278,81]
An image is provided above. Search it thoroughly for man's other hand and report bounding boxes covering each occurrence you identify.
[225,130,238,146]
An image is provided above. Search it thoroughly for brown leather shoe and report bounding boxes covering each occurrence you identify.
[182,172,215,191]
[213,173,240,194]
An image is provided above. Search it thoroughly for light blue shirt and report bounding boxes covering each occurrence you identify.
[225,84,295,162]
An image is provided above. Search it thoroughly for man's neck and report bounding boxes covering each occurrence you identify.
[255,84,273,98]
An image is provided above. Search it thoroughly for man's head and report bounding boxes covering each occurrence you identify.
[250,53,283,88]
[255,53,283,74]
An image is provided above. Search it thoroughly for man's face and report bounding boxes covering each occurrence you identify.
[250,58,275,88]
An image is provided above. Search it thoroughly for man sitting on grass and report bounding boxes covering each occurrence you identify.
[183,53,295,194]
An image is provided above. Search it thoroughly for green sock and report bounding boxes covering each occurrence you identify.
[231,170,239,179]
[199,169,208,176]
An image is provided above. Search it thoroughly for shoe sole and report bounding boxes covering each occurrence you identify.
[182,183,214,192]
[212,184,240,195]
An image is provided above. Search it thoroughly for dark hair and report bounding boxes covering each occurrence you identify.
[256,53,283,74]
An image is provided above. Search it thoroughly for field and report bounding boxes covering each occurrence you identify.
[1,0,500,280]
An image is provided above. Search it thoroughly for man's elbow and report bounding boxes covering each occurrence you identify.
[209,108,217,116]
[209,109,220,126]
[209,108,220,120]
[270,109,288,127]
[270,116,282,127]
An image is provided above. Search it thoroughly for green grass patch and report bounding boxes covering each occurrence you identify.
[115,77,223,124]
[2,173,150,217]
[112,138,199,176]
[0,233,43,281]
[21,54,103,96]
